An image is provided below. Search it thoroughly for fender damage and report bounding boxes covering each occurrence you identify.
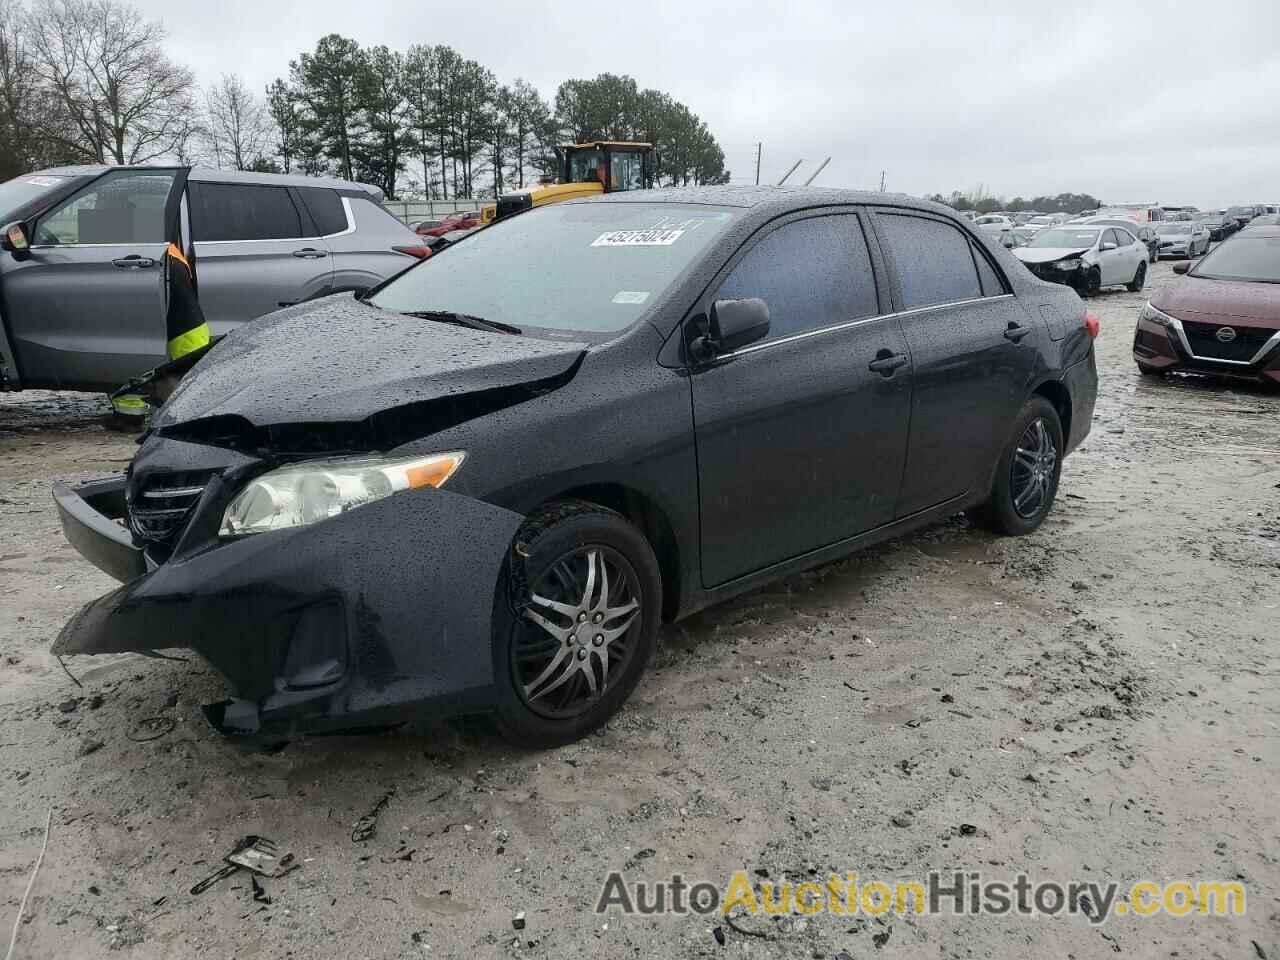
[53,483,523,735]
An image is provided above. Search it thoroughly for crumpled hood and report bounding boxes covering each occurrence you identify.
[1014,246,1092,265]
[1154,277,1280,327]
[155,295,587,428]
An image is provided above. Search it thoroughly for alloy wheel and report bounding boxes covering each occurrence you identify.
[1010,417,1057,519]
[513,546,641,720]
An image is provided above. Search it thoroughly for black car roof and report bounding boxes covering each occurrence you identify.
[584,184,961,219]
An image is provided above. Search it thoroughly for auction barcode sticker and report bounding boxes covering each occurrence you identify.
[593,229,685,247]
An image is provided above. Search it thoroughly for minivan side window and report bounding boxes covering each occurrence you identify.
[714,214,879,343]
[190,183,304,242]
[878,213,982,309]
[296,187,348,236]
[34,169,175,245]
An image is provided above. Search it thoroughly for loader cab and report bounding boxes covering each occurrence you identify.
[562,142,654,193]
[481,142,655,225]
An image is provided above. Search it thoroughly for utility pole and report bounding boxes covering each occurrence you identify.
[879,170,886,192]
[755,143,762,186]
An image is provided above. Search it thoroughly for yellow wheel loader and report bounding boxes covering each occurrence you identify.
[481,141,654,224]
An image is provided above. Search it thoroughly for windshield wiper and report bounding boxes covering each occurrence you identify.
[403,310,521,336]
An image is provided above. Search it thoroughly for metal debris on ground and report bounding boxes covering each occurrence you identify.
[190,836,295,895]
[512,910,526,930]
[351,789,395,843]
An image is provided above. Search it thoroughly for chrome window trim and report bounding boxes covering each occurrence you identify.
[716,294,1014,362]
[1164,314,1280,366]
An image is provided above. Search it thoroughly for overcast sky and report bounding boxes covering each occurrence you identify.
[130,0,1279,209]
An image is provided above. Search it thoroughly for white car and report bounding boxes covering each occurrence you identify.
[1153,221,1210,258]
[1013,224,1147,296]
[1012,214,1063,240]
[974,214,1015,235]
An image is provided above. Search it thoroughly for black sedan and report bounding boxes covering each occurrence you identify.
[53,187,1099,748]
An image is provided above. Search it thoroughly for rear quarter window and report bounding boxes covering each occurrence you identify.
[296,187,348,236]
[878,213,983,309]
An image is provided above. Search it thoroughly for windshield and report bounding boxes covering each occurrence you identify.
[1191,236,1280,282]
[976,216,1003,224]
[1226,206,1252,217]
[0,173,73,220]
[1029,228,1098,248]
[1157,223,1192,235]
[369,202,741,335]
[566,149,605,184]
[1028,217,1054,225]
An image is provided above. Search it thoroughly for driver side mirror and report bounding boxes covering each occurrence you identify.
[1172,261,1192,275]
[1,221,30,260]
[1101,241,1117,251]
[690,298,770,363]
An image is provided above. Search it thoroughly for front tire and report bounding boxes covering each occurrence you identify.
[1081,267,1102,297]
[971,396,1064,536]
[491,501,661,748]
[1126,261,1146,292]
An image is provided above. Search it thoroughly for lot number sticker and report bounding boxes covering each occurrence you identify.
[593,229,685,247]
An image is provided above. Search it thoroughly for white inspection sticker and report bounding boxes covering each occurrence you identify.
[592,229,684,247]
[612,291,650,304]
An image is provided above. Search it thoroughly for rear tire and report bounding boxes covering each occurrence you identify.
[970,396,1063,536]
[491,501,661,749]
[1126,261,1146,292]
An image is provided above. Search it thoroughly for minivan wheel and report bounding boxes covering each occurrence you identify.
[971,396,1064,536]
[1126,261,1146,292]
[491,501,661,748]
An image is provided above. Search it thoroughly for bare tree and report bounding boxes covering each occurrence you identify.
[204,74,270,170]
[27,0,195,164]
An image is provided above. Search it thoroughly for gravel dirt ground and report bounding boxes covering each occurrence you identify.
[1,258,1277,959]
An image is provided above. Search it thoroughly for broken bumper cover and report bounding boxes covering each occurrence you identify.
[52,480,524,734]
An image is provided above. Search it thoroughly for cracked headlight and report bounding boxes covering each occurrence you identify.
[1055,258,1084,271]
[219,451,465,537]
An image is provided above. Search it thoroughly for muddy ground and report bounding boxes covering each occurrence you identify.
[1,259,1277,959]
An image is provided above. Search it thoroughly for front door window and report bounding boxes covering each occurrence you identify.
[34,169,176,246]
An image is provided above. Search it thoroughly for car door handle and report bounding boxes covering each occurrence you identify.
[868,351,909,376]
[292,248,328,259]
[111,256,155,269]
[1004,323,1032,343]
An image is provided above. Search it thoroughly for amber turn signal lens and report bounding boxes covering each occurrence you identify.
[406,455,464,489]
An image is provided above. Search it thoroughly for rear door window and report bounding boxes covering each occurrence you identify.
[714,213,880,342]
[190,183,304,242]
[296,187,348,236]
[877,213,983,309]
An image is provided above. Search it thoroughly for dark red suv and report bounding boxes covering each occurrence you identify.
[1134,226,1280,386]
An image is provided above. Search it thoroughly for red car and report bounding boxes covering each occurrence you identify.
[1134,226,1280,386]
[416,213,480,237]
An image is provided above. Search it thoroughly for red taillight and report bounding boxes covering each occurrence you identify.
[392,245,431,259]
[1084,312,1100,338]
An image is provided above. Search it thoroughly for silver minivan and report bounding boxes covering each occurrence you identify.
[0,166,428,392]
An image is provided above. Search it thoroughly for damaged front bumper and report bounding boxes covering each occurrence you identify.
[52,477,524,736]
